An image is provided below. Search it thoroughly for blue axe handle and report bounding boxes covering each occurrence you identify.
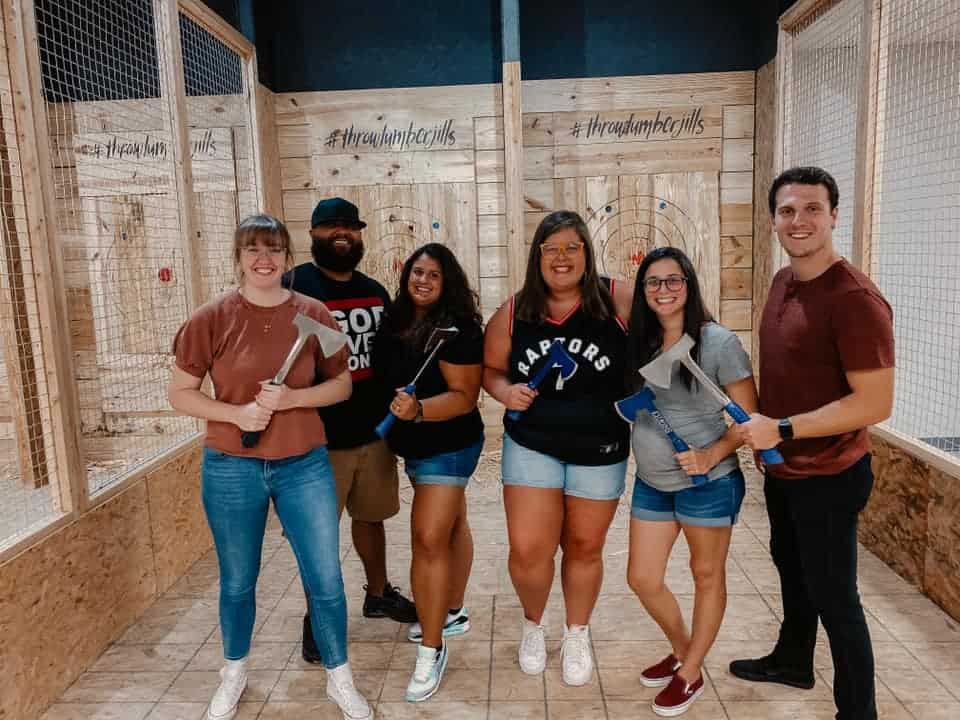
[505,351,560,422]
[374,382,416,438]
[722,401,785,465]
[646,407,710,487]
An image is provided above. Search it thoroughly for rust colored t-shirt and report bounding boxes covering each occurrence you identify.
[759,259,894,479]
[173,289,348,459]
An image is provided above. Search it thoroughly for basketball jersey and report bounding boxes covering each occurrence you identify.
[505,281,629,466]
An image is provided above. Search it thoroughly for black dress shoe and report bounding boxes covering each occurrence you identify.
[729,655,815,689]
[362,583,418,623]
[302,614,323,664]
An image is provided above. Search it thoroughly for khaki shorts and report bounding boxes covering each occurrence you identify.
[330,439,400,522]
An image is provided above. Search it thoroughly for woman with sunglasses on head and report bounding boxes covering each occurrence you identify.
[483,210,633,687]
[624,246,757,717]
[372,243,484,703]
[168,215,371,720]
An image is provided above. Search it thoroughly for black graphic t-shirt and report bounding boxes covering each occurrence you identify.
[372,319,485,460]
[285,264,391,449]
[505,283,629,466]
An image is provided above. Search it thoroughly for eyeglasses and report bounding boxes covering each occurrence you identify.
[540,240,584,258]
[242,246,286,258]
[643,275,687,292]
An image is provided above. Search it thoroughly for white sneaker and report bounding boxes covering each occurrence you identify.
[405,643,449,702]
[326,662,372,719]
[561,624,593,686]
[407,607,471,642]
[207,661,247,720]
[518,616,547,675]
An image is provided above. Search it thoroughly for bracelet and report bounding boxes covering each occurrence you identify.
[413,401,424,423]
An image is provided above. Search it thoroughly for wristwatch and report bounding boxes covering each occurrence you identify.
[413,401,424,424]
[778,417,794,441]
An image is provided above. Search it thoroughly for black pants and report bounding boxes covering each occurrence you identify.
[764,453,877,720]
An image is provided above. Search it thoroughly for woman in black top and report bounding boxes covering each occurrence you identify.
[373,243,484,703]
[483,210,633,687]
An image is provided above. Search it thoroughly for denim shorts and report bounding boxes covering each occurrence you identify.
[631,468,746,527]
[501,434,627,501]
[403,440,484,487]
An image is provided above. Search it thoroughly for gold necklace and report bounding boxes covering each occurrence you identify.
[240,288,287,333]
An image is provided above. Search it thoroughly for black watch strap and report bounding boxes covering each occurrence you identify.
[778,418,794,441]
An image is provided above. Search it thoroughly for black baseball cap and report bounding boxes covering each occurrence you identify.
[311,197,367,229]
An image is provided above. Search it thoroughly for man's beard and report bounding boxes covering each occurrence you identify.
[311,235,365,272]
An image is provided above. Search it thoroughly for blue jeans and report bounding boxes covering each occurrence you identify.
[403,440,484,486]
[201,445,347,667]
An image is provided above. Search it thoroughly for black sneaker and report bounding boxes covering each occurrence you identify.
[729,655,815,689]
[302,613,323,664]
[362,583,418,623]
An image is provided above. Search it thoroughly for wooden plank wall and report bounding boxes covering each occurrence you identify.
[274,72,756,352]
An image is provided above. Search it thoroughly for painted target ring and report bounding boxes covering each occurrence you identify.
[586,195,704,279]
[360,204,442,294]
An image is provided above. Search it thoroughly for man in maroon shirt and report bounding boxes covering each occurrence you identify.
[732,167,894,720]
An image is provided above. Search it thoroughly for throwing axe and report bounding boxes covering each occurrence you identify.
[241,312,348,449]
[505,339,578,421]
[374,326,460,438]
[639,334,784,465]
[614,386,709,486]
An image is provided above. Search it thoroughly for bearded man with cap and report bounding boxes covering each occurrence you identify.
[286,197,417,663]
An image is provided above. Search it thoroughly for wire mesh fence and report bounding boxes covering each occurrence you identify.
[783,0,864,260]
[0,5,61,550]
[179,10,255,303]
[870,0,960,455]
[0,0,259,548]
[34,0,213,499]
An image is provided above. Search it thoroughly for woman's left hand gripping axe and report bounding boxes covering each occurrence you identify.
[505,339,578,421]
[375,326,460,437]
[614,385,709,485]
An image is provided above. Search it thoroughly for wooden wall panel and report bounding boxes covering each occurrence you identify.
[274,71,757,330]
[753,59,780,367]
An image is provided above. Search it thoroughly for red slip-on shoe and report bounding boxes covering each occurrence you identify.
[652,673,705,717]
[640,654,681,688]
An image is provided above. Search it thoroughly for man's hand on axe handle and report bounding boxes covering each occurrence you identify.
[674,446,719,477]
[504,383,539,413]
[256,381,300,412]
[235,400,273,432]
[735,413,781,453]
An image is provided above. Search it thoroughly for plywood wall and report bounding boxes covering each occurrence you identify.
[274,72,757,349]
[0,442,210,720]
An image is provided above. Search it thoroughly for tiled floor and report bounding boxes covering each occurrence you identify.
[43,435,960,719]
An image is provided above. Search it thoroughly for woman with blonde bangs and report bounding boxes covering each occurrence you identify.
[168,214,371,720]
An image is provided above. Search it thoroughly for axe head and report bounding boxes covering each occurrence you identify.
[639,334,695,389]
[424,326,460,353]
[614,386,656,423]
[294,312,348,357]
[547,340,578,389]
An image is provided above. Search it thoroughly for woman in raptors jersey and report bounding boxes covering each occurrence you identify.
[483,210,632,686]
